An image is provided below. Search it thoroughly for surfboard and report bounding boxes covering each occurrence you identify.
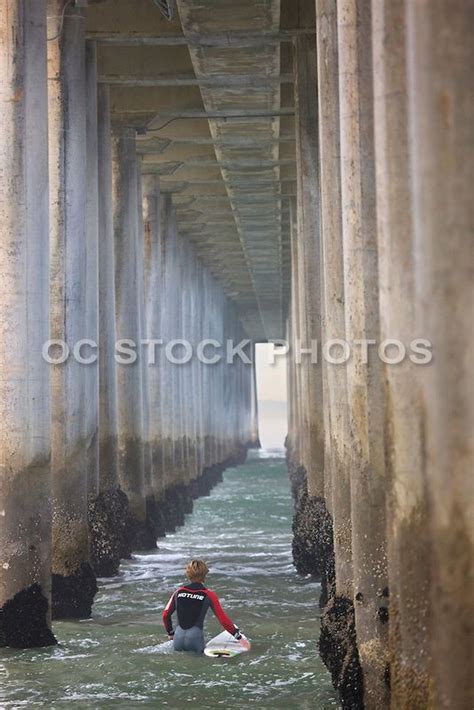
[204,631,251,658]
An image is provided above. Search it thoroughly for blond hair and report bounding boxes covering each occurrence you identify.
[186,559,209,583]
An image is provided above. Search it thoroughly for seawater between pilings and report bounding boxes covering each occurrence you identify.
[0,450,338,709]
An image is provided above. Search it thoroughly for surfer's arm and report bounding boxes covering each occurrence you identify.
[207,590,241,637]
[162,592,176,636]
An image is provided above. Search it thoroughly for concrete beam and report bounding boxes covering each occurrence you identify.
[148,135,295,146]
[144,158,295,169]
[89,29,317,47]
[131,108,295,120]
[99,73,294,87]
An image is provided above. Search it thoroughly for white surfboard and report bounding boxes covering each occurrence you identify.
[204,630,251,658]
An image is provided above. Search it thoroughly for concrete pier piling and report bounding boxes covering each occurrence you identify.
[337,1,389,705]
[47,0,97,619]
[136,167,158,543]
[406,2,474,706]
[84,40,99,504]
[292,32,333,589]
[0,0,56,648]
[315,1,361,704]
[89,84,129,577]
[111,127,152,550]
[372,1,432,705]
[1,3,472,705]
[142,174,166,537]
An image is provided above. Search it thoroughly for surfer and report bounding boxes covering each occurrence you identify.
[162,559,245,654]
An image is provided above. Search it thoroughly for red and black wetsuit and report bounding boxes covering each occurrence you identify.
[162,582,240,652]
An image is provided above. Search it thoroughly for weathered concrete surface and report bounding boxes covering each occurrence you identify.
[48,0,97,619]
[372,2,432,706]
[337,2,389,705]
[157,195,176,500]
[317,0,352,601]
[97,87,119,493]
[89,487,131,577]
[112,127,155,550]
[407,1,474,707]
[87,83,130,577]
[289,31,333,606]
[286,199,304,504]
[315,1,361,703]
[142,173,166,538]
[0,0,56,648]
[85,40,99,502]
[249,347,262,448]
[136,167,160,543]
[294,34,324,501]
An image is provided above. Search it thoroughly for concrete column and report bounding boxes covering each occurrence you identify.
[184,244,199,484]
[232,310,242,457]
[317,0,353,598]
[244,335,253,452]
[162,200,188,528]
[88,85,128,577]
[190,256,201,486]
[112,127,151,548]
[287,198,306,502]
[97,86,118,492]
[193,258,204,474]
[142,174,166,537]
[47,0,97,619]
[292,34,332,588]
[157,195,180,530]
[169,212,186,496]
[222,300,231,459]
[286,316,295,458]
[249,343,261,448]
[194,261,206,479]
[337,1,388,705]
[0,0,56,648]
[136,166,157,545]
[201,270,211,468]
[315,2,362,704]
[179,234,194,491]
[211,282,221,466]
[216,289,227,463]
[204,270,217,467]
[294,151,309,479]
[84,41,99,502]
[406,2,474,707]
[293,34,325,499]
[372,2,432,706]
[212,279,221,466]
[200,262,213,474]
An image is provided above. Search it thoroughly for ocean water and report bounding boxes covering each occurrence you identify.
[0,450,338,709]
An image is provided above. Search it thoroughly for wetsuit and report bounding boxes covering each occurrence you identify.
[162,582,241,653]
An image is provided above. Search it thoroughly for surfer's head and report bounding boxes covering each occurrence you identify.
[186,559,209,583]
